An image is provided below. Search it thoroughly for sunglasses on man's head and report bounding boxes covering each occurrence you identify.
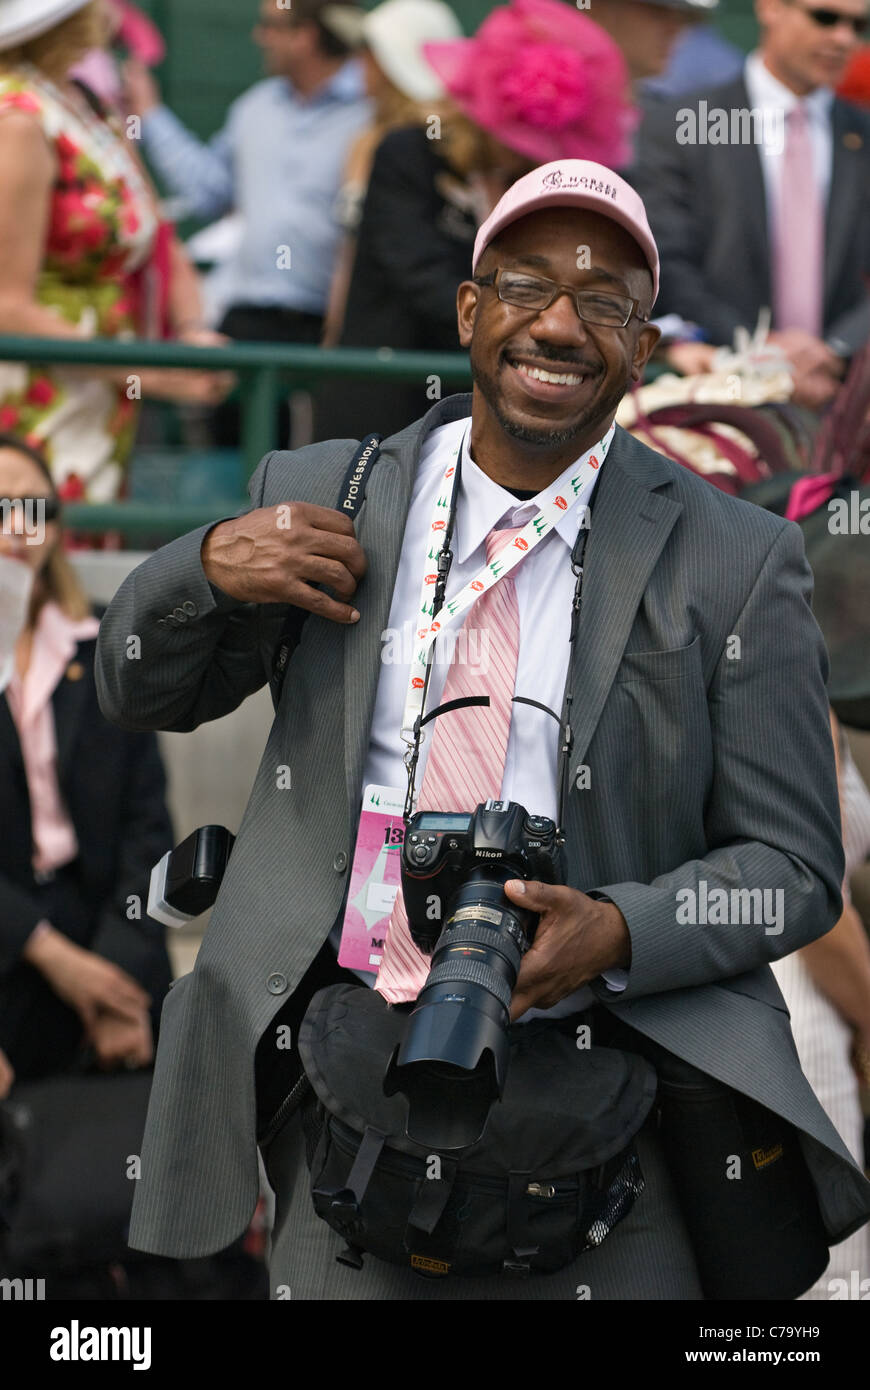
[792,2,868,33]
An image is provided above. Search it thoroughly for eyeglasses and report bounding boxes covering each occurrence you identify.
[789,2,867,33]
[473,269,651,328]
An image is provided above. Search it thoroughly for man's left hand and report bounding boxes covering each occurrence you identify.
[503,881,631,1021]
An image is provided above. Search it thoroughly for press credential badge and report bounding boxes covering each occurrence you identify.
[339,784,406,972]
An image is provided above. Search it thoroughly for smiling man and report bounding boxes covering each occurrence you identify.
[96,160,870,1300]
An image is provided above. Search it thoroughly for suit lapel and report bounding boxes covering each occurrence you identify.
[342,395,474,811]
[52,639,93,782]
[725,80,771,305]
[825,100,864,310]
[0,640,92,778]
[0,692,24,779]
[564,429,683,774]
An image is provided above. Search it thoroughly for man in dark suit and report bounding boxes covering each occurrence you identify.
[96,159,870,1299]
[634,0,870,406]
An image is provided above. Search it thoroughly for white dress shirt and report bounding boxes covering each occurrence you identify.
[360,416,606,815]
[337,414,626,1010]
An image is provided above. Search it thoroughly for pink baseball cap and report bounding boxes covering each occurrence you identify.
[473,160,660,305]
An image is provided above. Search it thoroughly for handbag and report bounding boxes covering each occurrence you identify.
[290,983,657,1279]
[0,1067,153,1270]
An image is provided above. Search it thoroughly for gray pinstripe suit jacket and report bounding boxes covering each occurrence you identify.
[95,393,870,1258]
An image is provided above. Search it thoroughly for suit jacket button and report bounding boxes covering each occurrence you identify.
[164,615,179,628]
[172,607,187,622]
[333,851,348,872]
[267,972,288,995]
[182,600,197,616]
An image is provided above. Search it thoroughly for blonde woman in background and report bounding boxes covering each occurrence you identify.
[320,0,463,348]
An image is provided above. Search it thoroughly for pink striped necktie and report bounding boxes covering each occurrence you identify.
[375,525,524,1003]
[771,102,824,337]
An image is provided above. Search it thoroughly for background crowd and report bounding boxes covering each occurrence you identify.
[0,0,868,1301]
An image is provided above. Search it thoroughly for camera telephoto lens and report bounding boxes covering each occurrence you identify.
[384,864,535,1149]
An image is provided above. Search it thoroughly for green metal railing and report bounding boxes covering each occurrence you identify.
[0,335,473,536]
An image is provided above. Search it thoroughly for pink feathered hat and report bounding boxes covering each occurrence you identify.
[423,0,637,169]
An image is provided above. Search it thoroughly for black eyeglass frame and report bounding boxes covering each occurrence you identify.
[472,268,652,328]
[786,0,868,32]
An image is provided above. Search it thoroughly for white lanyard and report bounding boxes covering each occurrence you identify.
[400,421,615,746]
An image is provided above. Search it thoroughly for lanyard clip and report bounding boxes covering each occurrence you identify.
[434,547,452,607]
[401,717,424,768]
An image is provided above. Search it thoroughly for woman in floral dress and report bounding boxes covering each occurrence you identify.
[0,0,227,502]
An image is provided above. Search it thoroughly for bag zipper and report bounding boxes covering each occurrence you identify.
[327,1118,581,1199]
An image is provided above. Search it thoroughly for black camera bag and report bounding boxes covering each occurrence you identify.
[294,983,656,1279]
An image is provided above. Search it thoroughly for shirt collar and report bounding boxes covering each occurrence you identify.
[451,418,609,565]
[34,601,100,659]
[8,602,99,726]
[285,59,366,106]
[744,51,834,121]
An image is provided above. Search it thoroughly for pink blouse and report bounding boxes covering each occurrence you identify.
[6,602,101,875]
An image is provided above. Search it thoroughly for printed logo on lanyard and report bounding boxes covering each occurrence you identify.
[402,422,615,738]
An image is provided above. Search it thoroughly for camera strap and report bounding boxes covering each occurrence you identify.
[400,423,614,835]
[270,433,382,708]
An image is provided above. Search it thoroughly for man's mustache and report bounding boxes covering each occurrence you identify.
[503,345,603,373]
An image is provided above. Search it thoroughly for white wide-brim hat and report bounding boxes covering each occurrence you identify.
[0,0,93,51]
[323,0,463,102]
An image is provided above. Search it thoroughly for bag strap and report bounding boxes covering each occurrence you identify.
[269,433,383,709]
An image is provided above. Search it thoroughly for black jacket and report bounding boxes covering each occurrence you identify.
[316,125,476,441]
[0,620,173,1075]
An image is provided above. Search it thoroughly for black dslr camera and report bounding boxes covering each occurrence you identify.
[384,799,562,1148]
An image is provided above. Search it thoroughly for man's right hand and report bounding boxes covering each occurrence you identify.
[201,502,367,623]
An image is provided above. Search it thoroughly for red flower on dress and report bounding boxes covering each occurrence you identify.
[1,92,41,115]
[0,405,20,429]
[25,379,56,406]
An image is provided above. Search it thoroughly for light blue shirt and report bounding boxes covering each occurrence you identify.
[142,65,371,315]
